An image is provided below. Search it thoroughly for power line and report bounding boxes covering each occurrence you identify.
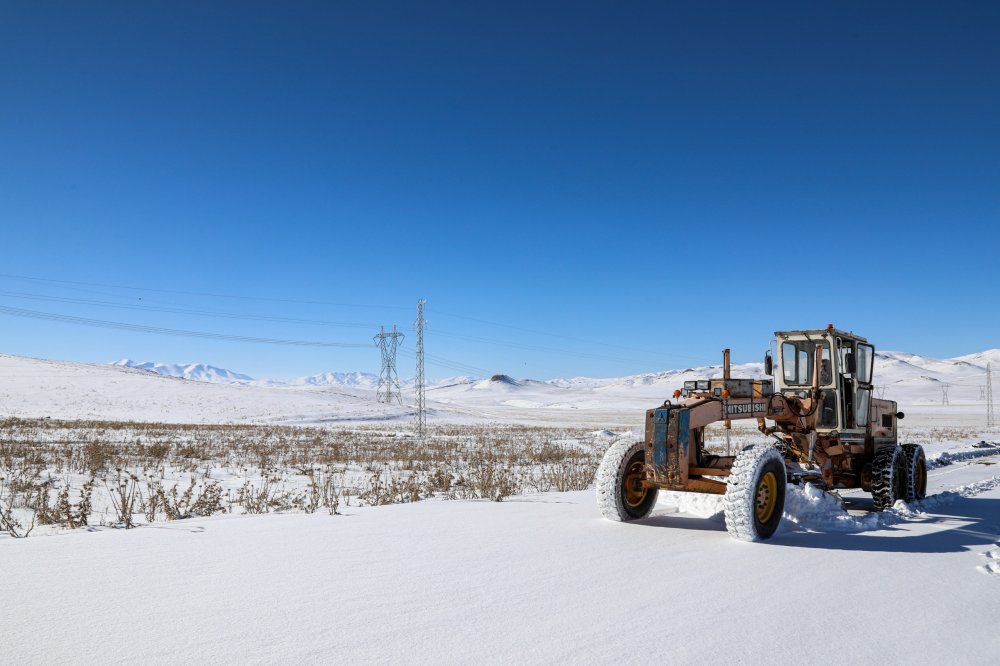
[431,329,692,367]
[0,289,378,329]
[398,348,488,378]
[433,308,715,364]
[2,286,710,369]
[0,305,373,348]
[0,274,713,366]
[0,273,411,311]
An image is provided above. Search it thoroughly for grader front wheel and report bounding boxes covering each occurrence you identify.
[723,445,787,542]
[596,440,658,522]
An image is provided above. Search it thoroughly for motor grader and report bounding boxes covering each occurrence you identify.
[596,326,927,541]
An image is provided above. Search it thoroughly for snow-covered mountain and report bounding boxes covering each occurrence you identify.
[289,371,380,388]
[950,349,1000,368]
[112,359,255,384]
[108,360,467,390]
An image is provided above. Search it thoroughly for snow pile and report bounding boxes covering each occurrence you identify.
[781,483,881,532]
[780,472,1000,534]
[658,490,726,518]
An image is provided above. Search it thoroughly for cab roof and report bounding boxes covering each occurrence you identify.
[775,327,868,343]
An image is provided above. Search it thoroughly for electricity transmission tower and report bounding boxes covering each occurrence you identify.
[988,363,995,429]
[414,299,426,436]
[876,385,887,399]
[981,385,987,400]
[374,325,404,404]
[941,385,950,405]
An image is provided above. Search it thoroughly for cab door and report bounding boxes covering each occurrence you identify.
[854,343,875,429]
[836,338,874,431]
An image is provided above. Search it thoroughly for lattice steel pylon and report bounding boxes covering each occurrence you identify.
[374,325,404,404]
[414,299,426,436]
[987,363,995,429]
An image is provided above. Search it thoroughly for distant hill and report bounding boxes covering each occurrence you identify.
[111,359,255,384]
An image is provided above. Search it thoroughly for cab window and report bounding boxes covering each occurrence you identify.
[857,344,874,385]
[781,340,831,386]
[856,388,871,426]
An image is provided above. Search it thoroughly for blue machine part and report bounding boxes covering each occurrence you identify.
[652,407,671,469]
[652,406,690,480]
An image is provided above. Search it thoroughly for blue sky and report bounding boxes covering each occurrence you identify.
[1,1,998,381]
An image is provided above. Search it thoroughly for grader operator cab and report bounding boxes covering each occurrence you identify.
[596,326,925,541]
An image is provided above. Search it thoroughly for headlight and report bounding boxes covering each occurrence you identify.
[683,381,696,391]
[696,380,710,391]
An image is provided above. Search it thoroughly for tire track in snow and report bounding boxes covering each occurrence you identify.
[980,545,1000,578]
[927,443,1000,469]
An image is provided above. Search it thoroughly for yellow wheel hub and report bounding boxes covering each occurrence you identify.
[623,460,648,508]
[755,471,778,523]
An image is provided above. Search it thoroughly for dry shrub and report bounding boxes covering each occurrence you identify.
[0,417,620,534]
[105,472,140,529]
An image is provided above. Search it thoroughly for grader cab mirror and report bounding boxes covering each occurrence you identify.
[763,352,773,376]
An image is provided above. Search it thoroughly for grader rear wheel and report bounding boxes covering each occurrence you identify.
[871,445,908,510]
[902,443,927,501]
[596,439,658,522]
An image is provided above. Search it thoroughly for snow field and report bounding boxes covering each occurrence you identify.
[4,475,1000,664]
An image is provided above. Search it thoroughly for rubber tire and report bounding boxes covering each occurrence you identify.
[723,445,786,542]
[871,445,908,510]
[596,440,658,522]
[901,444,927,501]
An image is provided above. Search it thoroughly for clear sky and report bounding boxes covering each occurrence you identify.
[1,1,998,381]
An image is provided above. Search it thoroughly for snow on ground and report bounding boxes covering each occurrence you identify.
[3,349,1000,663]
[3,453,1000,665]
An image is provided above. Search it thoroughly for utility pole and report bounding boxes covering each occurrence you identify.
[414,299,426,436]
[374,325,404,404]
[988,363,995,429]
[941,384,950,405]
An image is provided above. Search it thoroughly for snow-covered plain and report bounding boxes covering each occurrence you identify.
[3,349,1000,665]
[3,455,1000,664]
[2,347,997,428]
